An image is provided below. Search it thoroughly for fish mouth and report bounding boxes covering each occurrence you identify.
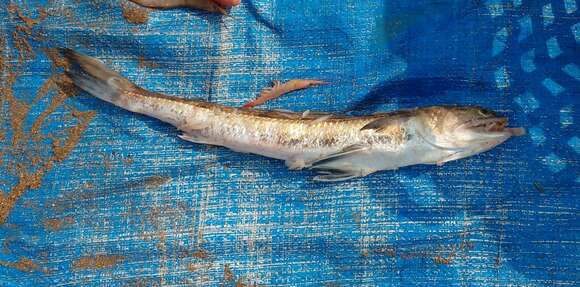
[459,117,526,137]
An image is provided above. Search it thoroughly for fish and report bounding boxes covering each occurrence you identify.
[128,0,230,14]
[61,49,525,181]
[242,80,330,109]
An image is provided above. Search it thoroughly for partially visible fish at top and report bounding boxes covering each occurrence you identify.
[61,49,525,182]
[129,0,240,14]
[242,80,330,109]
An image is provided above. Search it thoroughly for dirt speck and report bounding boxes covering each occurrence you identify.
[10,4,48,29]
[73,254,125,270]
[12,28,34,64]
[144,175,172,188]
[121,1,149,25]
[127,175,172,190]
[235,279,251,287]
[533,181,544,193]
[123,155,134,165]
[375,247,396,257]
[224,264,234,282]
[43,216,74,231]
[187,263,197,272]
[42,47,70,70]
[192,249,209,259]
[433,255,453,265]
[138,56,160,69]
[8,4,49,64]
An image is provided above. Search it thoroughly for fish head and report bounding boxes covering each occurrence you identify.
[421,106,525,153]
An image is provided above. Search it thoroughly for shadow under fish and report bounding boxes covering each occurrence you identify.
[346,77,492,114]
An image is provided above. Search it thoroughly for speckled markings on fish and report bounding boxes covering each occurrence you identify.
[62,49,525,181]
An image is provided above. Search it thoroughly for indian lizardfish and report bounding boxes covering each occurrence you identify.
[62,49,525,181]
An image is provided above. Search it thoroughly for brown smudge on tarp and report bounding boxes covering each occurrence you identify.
[43,216,74,231]
[122,278,161,287]
[42,48,70,70]
[9,4,48,29]
[8,4,49,65]
[218,264,256,287]
[0,43,96,224]
[121,0,150,25]
[12,28,35,64]
[73,254,125,270]
[235,279,252,287]
[433,255,453,265]
[0,108,96,224]
[125,175,172,191]
[138,56,160,69]
[187,263,197,272]
[224,264,234,282]
[145,207,168,285]
[0,256,41,273]
[122,154,134,165]
[142,175,171,188]
[374,247,396,257]
[372,235,475,266]
[192,249,209,259]
[48,175,171,215]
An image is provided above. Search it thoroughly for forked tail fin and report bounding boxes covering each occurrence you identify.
[60,48,135,107]
[61,48,205,129]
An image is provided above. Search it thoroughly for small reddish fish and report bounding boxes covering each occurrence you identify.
[242,80,330,109]
[129,0,239,14]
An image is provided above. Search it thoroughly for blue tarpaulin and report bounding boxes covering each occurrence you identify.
[0,0,578,286]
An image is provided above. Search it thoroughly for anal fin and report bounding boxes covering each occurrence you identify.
[178,133,219,146]
[313,170,361,182]
[180,133,251,154]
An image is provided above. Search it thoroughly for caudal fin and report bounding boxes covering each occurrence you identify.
[60,48,135,106]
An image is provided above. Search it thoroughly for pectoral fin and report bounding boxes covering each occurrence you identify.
[307,144,369,169]
[360,112,412,132]
[304,145,375,182]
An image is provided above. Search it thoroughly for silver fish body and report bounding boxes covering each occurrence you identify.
[63,49,525,181]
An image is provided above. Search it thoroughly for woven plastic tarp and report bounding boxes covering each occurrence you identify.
[0,0,578,286]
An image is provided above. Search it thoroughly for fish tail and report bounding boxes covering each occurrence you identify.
[61,48,136,108]
[61,48,207,129]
